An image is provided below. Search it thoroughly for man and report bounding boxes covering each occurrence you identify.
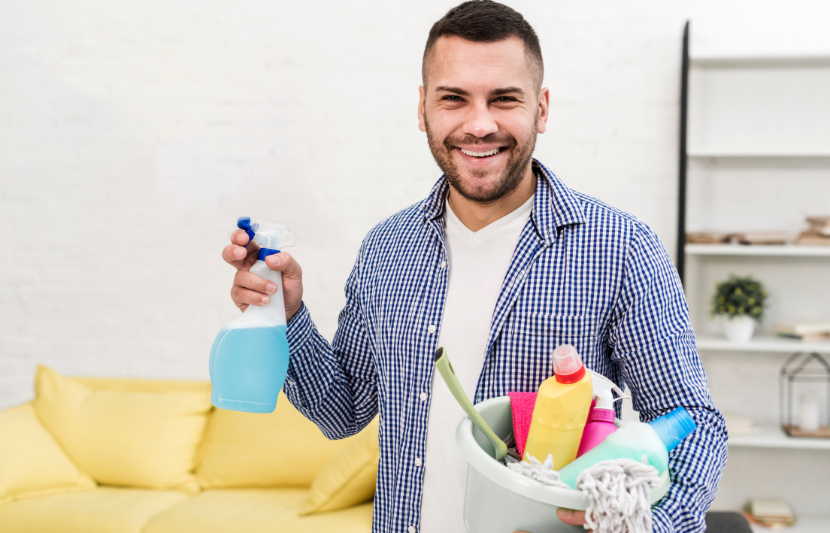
[222,2,727,532]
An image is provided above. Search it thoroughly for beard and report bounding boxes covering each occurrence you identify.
[425,113,538,205]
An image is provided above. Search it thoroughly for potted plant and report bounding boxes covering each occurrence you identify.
[711,274,768,342]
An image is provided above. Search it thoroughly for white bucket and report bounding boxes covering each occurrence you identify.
[456,396,670,533]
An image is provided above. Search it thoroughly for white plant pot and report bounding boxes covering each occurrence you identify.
[721,315,756,343]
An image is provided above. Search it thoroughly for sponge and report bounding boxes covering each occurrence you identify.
[507,392,536,458]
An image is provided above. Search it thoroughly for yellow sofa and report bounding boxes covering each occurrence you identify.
[0,367,377,533]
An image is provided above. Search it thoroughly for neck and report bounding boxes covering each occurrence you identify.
[447,164,536,232]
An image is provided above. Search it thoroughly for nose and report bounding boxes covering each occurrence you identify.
[462,99,498,138]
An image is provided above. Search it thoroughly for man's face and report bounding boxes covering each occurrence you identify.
[419,36,548,204]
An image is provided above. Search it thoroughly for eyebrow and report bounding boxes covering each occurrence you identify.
[434,86,525,97]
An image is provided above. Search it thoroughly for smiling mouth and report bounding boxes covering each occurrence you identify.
[459,147,502,158]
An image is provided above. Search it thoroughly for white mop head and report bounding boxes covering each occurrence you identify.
[506,455,660,533]
[576,458,660,533]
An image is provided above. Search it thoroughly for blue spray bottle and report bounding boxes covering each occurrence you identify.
[209,217,296,413]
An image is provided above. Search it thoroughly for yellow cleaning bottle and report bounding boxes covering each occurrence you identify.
[523,344,593,470]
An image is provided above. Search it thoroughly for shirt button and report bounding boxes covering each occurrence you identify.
[420,392,427,402]
[415,457,422,467]
[440,260,447,269]
[408,527,416,533]
[428,325,436,334]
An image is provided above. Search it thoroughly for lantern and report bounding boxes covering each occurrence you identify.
[779,352,830,438]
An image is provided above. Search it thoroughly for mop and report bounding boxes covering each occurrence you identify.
[506,454,660,533]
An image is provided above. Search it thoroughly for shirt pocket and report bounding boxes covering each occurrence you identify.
[503,313,598,387]
[520,314,597,338]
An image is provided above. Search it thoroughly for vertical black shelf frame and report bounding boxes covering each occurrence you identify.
[677,21,690,286]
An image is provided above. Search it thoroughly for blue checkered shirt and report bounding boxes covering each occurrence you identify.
[283,159,728,533]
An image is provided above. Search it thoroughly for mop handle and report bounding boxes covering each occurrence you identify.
[434,347,508,461]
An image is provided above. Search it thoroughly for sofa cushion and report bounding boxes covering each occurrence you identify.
[33,366,212,492]
[301,417,379,515]
[0,487,187,533]
[196,392,349,488]
[0,403,96,507]
[143,489,373,533]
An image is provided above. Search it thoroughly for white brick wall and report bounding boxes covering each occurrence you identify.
[2,0,830,514]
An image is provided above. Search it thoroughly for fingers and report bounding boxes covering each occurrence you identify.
[231,285,272,308]
[264,252,302,279]
[556,508,586,527]
[222,243,248,265]
[231,229,249,246]
[234,270,278,296]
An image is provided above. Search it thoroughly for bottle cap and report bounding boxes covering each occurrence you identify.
[649,407,697,452]
[553,344,585,384]
[588,408,616,423]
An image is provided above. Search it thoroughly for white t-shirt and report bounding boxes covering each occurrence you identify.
[419,194,534,533]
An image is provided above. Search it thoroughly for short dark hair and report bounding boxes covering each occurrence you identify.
[422,0,543,89]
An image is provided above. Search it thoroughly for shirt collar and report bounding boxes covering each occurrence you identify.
[420,158,585,245]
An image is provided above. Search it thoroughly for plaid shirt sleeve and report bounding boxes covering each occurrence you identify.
[609,221,729,533]
[282,246,378,440]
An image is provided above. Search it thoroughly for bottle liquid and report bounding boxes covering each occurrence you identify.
[558,407,697,489]
[209,217,296,413]
[576,369,631,457]
[523,344,593,470]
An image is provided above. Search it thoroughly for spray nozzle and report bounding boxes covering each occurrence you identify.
[237,217,296,260]
[587,369,631,410]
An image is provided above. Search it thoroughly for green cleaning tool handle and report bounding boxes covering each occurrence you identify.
[434,347,508,460]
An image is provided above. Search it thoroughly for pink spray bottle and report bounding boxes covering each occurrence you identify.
[576,369,631,457]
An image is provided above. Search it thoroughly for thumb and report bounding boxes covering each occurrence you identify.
[264,252,301,279]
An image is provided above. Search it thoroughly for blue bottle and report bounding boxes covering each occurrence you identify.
[210,218,296,413]
[558,407,697,488]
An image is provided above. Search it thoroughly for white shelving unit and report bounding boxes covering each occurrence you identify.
[688,150,830,159]
[686,244,830,257]
[696,335,830,354]
[679,22,830,522]
[749,516,830,533]
[729,425,830,451]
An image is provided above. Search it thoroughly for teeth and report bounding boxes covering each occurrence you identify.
[460,148,500,157]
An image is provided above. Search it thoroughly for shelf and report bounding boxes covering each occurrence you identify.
[687,150,830,159]
[690,54,830,68]
[730,425,830,451]
[697,335,830,354]
[686,244,830,257]
[748,515,830,533]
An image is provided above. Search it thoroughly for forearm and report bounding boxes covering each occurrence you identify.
[610,223,729,532]
[283,303,377,439]
[651,404,728,533]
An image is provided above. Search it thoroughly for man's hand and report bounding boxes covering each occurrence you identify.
[557,508,589,530]
[222,229,304,321]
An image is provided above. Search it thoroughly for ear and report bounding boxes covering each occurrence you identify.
[418,85,427,132]
[536,87,550,134]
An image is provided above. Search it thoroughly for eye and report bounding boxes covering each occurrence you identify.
[494,96,517,103]
[442,95,463,102]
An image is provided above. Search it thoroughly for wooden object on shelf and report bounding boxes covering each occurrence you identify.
[775,321,830,335]
[734,231,797,245]
[745,499,796,528]
[806,216,830,236]
[775,321,830,342]
[777,332,830,342]
[686,231,731,244]
[796,231,830,246]
[783,425,830,439]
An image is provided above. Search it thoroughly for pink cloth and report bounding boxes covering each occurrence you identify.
[508,392,537,458]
